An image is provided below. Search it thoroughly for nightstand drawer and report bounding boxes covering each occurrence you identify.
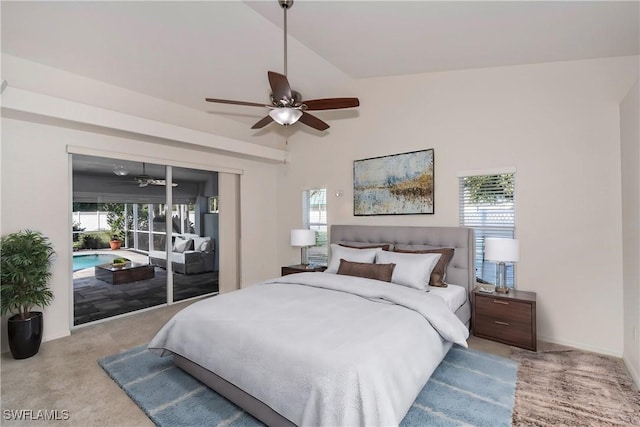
[475,296,532,324]
[474,314,534,349]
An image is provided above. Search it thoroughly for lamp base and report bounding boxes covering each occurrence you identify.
[495,262,509,293]
[300,247,309,266]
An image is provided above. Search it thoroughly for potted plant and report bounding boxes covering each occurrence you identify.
[111,257,129,268]
[0,230,55,359]
[105,203,125,250]
[109,232,122,250]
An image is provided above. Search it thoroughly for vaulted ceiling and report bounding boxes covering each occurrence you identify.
[2,1,639,128]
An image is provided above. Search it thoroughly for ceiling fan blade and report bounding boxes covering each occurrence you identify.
[149,180,178,187]
[251,115,274,129]
[303,98,360,111]
[268,71,292,103]
[298,112,330,131]
[205,98,268,108]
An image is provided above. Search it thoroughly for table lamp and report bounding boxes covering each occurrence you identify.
[484,237,519,293]
[290,229,316,265]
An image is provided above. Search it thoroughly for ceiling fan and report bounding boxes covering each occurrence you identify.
[205,0,359,131]
[134,163,177,188]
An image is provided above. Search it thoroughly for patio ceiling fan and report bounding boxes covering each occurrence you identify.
[205,0,359,131]
[134,163,177,188]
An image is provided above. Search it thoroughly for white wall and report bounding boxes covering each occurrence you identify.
[620,79,640,385]
[277,56,639,356]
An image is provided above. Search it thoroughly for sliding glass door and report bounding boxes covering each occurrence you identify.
[71,154,219,326]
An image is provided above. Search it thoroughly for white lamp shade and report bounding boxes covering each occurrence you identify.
[485,238,519,262]
[269,108,303,126]
[290,229,315,247]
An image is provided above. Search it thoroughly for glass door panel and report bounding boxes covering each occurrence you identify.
[71,155,167,326]
[170,166,219,302]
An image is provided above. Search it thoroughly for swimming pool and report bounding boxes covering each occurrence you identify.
[73,254,126,271]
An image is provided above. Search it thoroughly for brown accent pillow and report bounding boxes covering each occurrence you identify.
[339,243,391,251]
[337,259,396,282]
[393,248,455,287]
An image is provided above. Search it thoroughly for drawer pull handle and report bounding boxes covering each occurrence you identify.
[492,300,509,305]
[494,321,510,326]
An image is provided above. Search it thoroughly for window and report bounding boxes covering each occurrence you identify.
[302,189,328,265]
[458,171,515,285]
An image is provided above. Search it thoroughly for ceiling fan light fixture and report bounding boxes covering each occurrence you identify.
[269,108,302,126]
[113,165,129,176]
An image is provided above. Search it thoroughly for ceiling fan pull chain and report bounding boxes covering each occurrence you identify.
[283,1,288,76]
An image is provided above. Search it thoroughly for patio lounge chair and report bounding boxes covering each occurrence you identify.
[148,235,215,275]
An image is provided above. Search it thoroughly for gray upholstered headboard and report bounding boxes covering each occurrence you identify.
[330,225,476,294]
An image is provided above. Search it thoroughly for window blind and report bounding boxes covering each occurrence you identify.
[302,189,328,265]
[458,173,516,285]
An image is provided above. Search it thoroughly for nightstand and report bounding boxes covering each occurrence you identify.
[472,287,537,351]
[281,264,327,276]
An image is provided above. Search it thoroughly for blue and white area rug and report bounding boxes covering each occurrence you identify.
[99,344,517,427]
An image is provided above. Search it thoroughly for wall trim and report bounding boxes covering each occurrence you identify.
[67,145,244,176]
[538,334,622,358]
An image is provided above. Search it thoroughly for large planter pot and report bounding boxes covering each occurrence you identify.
[109,240,122,250]
[8,311,43,359]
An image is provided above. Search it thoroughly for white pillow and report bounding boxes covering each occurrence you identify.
[193,236,211,252]
[375,250,441,290]
[326,244,382,274]
[172,237,185,250]
[173,238,191,253]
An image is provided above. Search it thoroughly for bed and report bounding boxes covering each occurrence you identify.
[148,225,475,426]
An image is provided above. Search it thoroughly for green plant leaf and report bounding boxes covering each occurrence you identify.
[1,230,56,317]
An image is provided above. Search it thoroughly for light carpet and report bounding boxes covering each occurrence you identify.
[99,344,517,427]
[511,347,640,426]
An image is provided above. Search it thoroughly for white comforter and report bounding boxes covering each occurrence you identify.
[148,272,469,426]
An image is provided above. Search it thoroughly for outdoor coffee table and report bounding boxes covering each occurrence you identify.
[95,262,155,285]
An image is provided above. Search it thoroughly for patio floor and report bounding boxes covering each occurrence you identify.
[73,249,218,326]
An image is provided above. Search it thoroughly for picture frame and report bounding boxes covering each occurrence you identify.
[353,149,434,216]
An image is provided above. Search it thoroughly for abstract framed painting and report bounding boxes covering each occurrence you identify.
[353,149,434,216]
